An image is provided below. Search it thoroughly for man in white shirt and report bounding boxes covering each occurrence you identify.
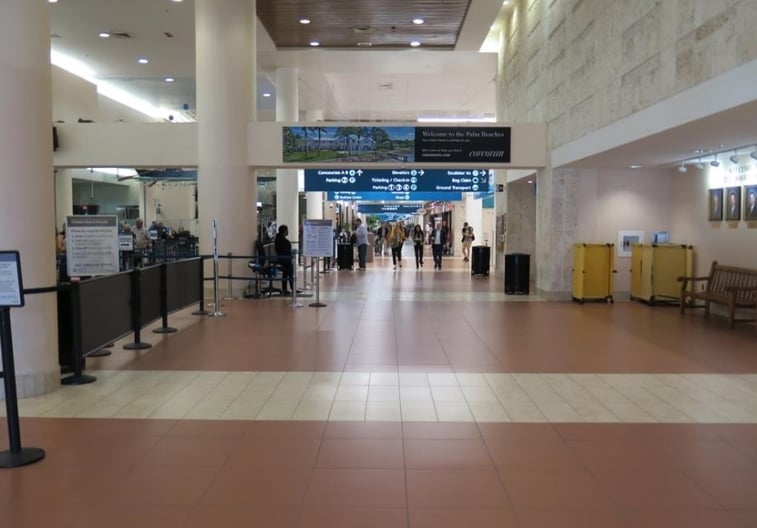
[355,218,369,270]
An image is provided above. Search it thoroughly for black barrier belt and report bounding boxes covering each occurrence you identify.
[22,285,58,295]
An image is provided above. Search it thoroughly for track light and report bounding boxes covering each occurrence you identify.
[751,147,757,161]
[677,162,687,173]
[695,159,705,170]
[729,152,739,164]
[710,155,720,168]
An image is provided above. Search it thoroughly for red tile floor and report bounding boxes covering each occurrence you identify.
[2,251,756,527]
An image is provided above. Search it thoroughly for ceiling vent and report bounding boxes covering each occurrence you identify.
[110,32,131,39]
[353,25,375,34]
[378,82,394,90]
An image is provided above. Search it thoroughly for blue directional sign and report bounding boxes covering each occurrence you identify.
[358,204,421,215]
[327,191,462,202]
[305,168,491,193]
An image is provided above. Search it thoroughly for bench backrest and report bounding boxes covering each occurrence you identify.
[708,262,757,302]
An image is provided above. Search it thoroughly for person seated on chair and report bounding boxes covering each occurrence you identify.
[275,224,294,294]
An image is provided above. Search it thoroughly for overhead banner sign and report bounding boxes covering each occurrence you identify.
[306,168,491,193]
[283,126,510,164]
[327,191,462,202]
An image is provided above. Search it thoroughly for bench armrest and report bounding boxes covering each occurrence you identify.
[677,275,711,283]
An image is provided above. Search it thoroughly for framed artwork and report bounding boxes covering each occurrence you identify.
[725,187,741,221]
[745,186,757,220]
[617,230,644,257]
[708,188,723,221]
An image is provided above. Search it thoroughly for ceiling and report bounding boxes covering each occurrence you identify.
[49,0,503,123]
[48,0,757,171]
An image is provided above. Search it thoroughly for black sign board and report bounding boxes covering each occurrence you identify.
[415,127,511,163]
[0,251,24,308]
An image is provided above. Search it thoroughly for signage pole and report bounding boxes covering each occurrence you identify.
[0,250,45,468]
[309,257,326,308]
[209,218,225,317]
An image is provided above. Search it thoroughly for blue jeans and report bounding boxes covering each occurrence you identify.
[357,243,367,269]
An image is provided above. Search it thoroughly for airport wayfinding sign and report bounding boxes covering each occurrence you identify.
[327,191,461,202]
[305,168,491,193]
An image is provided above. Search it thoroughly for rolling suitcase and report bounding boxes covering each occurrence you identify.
[471,245,490,276]
[337,243,354,270]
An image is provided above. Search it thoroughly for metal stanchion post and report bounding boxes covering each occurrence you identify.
[290,250,303,308]
[209,218,225,317]
[223,251,234,300]
[309,257,327,308]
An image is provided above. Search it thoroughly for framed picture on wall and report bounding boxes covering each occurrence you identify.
[725,187,741,221]
[617,230,644,257]
[745,186,757,220]
[708,188,723,221]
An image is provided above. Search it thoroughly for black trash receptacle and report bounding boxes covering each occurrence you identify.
[505,253,530,294]
[471,246,490,276]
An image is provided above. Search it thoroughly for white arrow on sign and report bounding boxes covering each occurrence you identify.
[419,170,425,176]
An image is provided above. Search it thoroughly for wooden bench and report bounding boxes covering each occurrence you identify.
[679,261,757,331]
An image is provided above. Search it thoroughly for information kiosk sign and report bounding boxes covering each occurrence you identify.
[66,215,120,276]
[303,219,334,258]
[0,251,24,308]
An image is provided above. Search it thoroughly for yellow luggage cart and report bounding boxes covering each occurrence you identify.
[630,244,693,305]
[572,243,615,303]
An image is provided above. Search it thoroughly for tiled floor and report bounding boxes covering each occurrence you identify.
[2,250,757,527]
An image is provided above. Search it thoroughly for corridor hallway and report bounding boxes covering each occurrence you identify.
[3,253,757,527]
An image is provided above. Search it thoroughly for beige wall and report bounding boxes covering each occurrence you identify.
[497,0,757,296]
[671,168,757,273]
[594,169,674,293]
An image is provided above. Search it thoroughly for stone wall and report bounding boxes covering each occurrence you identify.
[498,0,757,148]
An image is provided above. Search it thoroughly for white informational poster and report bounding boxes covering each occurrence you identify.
[0,251,24,307]
[66,215,120,276]
[303,219,334,257]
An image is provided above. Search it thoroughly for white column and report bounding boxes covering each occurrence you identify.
[55,169,73,232]
[195,0,255,296]
[0,1,58,397]
[276,68,300,242]
[304,109,324,219]
[465,193,483,241]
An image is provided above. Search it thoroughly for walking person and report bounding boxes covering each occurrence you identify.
[355,218,368,270]
[461,223,475,262]
[412,224,425,269]
[388,221,406,269]
[430,220,449,270]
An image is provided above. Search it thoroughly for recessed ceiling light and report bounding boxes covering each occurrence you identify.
[164,77,175,83]
[412,18,424,25]
[310,41,320,47]
[300,18,311,24]
[629,165,642,169]
[137,58,149,64]
[262,92,271,97]
[99,32,111,38]
[410,41,421,47]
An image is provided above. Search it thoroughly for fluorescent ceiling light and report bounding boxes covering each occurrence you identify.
[137,58,149,64]
[412,18,424,25]
[629,165,642,169]
[410,41,421,47]
[417,117,497,123]
[88,168,138,177]
[309,41,320,47]
[262,92,272,97]
[164,77,175,82]
[299,18,311,24]
[99,32,111,38]
[51,50,194,122]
